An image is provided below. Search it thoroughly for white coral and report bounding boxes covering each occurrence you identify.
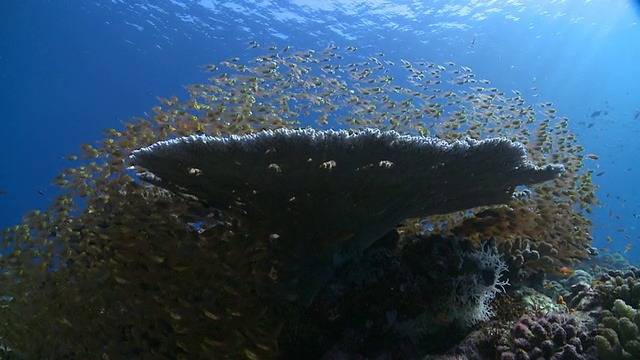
[447,242,509,327]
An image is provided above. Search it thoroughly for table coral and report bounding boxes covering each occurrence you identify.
[130,128,561,303]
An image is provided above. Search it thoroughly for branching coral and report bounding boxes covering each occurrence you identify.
[447,240,510,327]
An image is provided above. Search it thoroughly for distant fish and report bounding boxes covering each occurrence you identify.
[635,109,640,120]
[586,154,599,160]
[625,243,632,253]
[557,295,567,306]
[558,266,575,277]
[0,189,6,196]
[590,110,602,118]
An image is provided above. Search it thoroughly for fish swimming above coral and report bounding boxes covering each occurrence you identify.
[0,44,599,359]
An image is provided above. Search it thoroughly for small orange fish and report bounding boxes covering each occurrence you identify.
[600,247,609,252]
[607,236,612,243]
[559,266,575,277]
[587,154,599,160]
[557,295,567,306]
[625,243,632,253]
[546,280,552,290]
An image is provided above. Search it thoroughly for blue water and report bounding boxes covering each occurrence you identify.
[1,0,639,261]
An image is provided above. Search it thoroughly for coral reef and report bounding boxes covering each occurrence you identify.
[498,313,598,359]
[442,264,640,360]
[280,233,510,358]
[593,267,640,310]
[130,128,559,303]
[584,268,640,359]
[499,236,559,285]
[594,299,640,359]
[517,287,566,315]
[565,281,599,312]
[446,239,510,326]
[0,45,597,358]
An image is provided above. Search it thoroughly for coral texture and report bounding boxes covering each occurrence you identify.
[0,46,597,358]
[594,299,640,359]
[130,128,562,302]
[447,240,510,326]
[498,313,597,359]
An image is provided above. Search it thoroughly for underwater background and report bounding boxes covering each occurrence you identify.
[1,0,640,359]
[2,0,640,260]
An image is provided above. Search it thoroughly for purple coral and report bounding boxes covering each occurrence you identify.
[499,313,596,359]
[513,323,532,338]
[553,325,567,345]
